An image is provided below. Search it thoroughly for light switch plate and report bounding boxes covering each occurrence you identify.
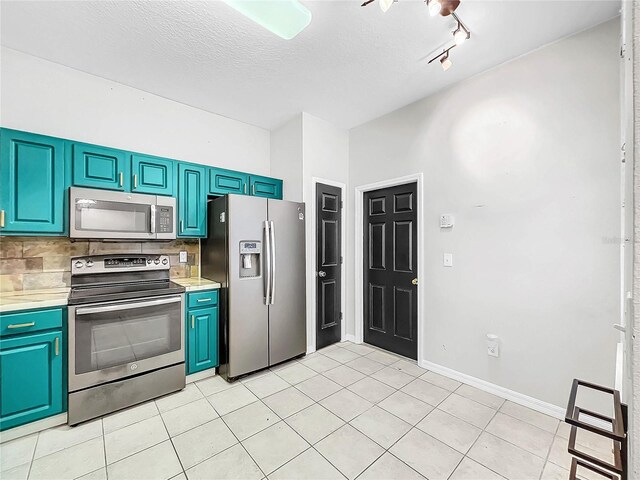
[179,251,188,263]
[443,253,453,267]
[440,214,454,228]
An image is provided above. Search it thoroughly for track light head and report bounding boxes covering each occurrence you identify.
[428,0,442,16]
[379,0,394,12]
[453,22,470,45]
[440,51,452,71]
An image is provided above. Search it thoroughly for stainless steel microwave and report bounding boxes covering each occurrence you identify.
[70,187,176,240]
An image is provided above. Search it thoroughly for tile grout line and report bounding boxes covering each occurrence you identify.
[25,430,39,480]
[155,400,188,478]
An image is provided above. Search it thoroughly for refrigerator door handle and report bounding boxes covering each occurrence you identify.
[270,220,276,304]
[264,220,272,305]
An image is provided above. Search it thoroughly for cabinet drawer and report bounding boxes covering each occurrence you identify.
[1,308,63,337]
[187,290,218,309]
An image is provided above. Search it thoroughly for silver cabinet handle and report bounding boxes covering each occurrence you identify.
[264,221,271,305]
[191,314,195,329]
[180,220,184,233]
[0,209,5,228]
[119,172,124,187]
[7,322,36,329]
[76,296,181,315]
[252,185,255,195]
[133,173,138,188]
[270,220,276,304]
[197,298,212,303]
[243,183,247,194]
[54,337,60,356]
[318,271,326,278]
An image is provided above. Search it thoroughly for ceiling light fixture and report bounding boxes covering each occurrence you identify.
[427,0,442,16]
[224,0,312,40]
[440,51,452,71]
[379,0,394,13]
[453,20,470,45]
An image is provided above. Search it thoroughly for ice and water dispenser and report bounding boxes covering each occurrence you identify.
[239,241,261,278]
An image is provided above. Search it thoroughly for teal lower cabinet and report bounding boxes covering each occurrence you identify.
[185,291,219,375]
[249,175,283,199]
[0,308,65,431]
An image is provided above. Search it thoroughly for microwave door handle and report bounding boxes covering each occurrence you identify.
[264,220,271,305]
[75,296,181,315]
[150,205,157,234]
[270,220,276,305]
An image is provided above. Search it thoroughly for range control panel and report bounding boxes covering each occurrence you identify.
[72,254,171,275]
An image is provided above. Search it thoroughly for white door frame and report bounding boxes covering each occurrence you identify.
[355,173,425,362]
[308,177,347,353]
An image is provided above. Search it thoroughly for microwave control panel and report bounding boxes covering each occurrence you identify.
[156,206,174,233]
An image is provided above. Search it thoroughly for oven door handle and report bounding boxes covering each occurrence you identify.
[75,296,182,315]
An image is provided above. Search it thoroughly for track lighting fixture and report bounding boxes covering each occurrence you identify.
[379,0,394,13]
[440,51,452,70]
[453,21,470,45]
[427,0,442,16]
[361,0,471,73]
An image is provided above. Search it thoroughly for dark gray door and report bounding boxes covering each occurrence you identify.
[316,183,342,350]
[363,183,417,359]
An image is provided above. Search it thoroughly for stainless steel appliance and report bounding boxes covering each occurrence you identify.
[202,195,306,381]
[67,254,186,425]
[70,187,176,240]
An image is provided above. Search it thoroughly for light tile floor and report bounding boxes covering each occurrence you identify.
[0,341,614,480]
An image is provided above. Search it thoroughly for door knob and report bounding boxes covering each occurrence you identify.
[412,278,418,285]
[318,271,327,278]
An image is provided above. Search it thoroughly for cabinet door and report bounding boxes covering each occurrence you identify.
[0,331,63,430]
[249,175,283,199]
[209,168,249,196]
[178,163,206,237]
[186,306,218,374]
[131,154,174,196]
[72,143,128,191]
[0,130,66,234]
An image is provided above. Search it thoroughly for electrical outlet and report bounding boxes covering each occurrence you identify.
[443,253,453,267]
[487,345,499,357]
[179,251,188,263]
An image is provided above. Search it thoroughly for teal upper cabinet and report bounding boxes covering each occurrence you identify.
[0,129,66,234]
[131,154,174,196]
[72,143,129,191]
[187,305,219,374]
[250,175,283,199]
[0,330,63,430]
[209,168,249,196]
[178,163,206,237]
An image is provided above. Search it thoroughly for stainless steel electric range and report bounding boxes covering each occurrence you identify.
[67,254,186,425]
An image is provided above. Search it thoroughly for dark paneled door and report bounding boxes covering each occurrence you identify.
[363,183,418,359]
[316,183,342,350]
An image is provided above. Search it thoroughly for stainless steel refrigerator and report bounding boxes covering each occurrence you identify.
[202,195,306,381]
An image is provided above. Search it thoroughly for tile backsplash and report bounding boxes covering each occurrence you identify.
[0,237,199,292]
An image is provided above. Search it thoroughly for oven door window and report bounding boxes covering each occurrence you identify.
[74,298,181,374]
[75,199,151,233]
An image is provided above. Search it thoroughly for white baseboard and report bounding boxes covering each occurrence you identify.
[419,359,566,420]
[344,334,357,343]
[0,413,67,443]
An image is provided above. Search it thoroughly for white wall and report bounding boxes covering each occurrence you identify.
[0,48,270,174]
[348,19,621,410]
[302,113,349,352]
[270,115,303,202]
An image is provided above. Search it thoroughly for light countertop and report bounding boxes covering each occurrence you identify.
[0,288,70,314]
[0,277,220,314]
[172,277,221,292]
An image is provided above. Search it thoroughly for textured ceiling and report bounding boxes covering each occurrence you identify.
[0,0,620,129]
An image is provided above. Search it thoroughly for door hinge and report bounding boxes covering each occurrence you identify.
[340,255,343,264]
[340,201,343,209]
[339,312,343,321]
